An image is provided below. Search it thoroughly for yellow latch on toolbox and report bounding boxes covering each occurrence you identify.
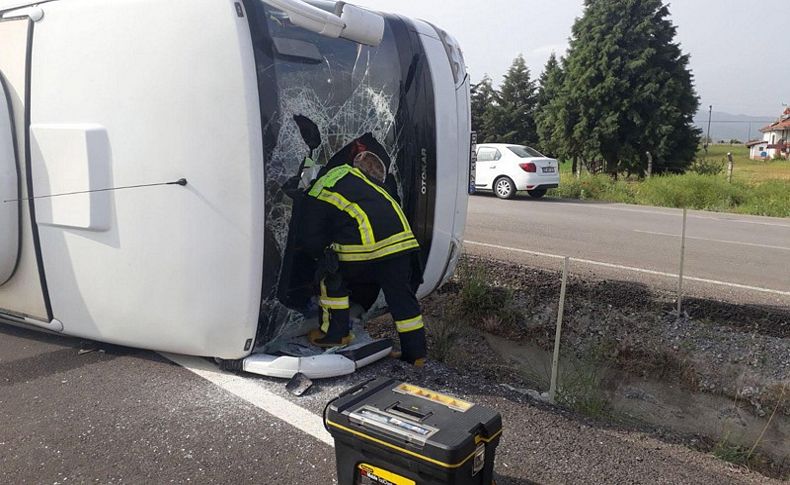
[393,383,473,412]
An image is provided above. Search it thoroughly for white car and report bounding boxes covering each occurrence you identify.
[474,143,560,199]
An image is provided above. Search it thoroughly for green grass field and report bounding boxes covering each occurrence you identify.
[549,145,790,218]
[702,144,790,182]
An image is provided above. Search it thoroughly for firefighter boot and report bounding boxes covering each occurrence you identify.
[308,328,354,348]
[398,326,427,366]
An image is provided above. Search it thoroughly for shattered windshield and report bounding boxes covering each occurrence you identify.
[245,1,413,351]
[264,4,402,192]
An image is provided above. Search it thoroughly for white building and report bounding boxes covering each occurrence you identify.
[748,108,790,160]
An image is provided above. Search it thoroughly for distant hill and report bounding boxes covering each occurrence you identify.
[693,111,776,143]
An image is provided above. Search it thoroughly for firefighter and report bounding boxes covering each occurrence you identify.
[300,149,427,366]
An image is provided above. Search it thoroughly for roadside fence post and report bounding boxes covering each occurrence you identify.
[549,257,569,404]
[727,152,734,183]
[677,208,688,317]
[646,151,653,179]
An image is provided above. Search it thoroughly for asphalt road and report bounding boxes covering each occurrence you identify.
[1,323,781,484]
[465,195,790,308]
[0,324,335,484]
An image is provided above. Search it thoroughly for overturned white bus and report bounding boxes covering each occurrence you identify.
[0,0,471,377]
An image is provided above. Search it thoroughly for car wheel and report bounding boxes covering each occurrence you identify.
[493,177,515,199]
[527,188,547,199]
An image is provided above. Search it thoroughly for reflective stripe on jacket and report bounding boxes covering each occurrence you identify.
[304,164,419,262]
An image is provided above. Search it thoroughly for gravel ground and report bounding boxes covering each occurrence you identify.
[2,320,785,484]
[280,355,784,484]
[439,255,790,416]
[361,254,789,480]
[3,252,788,483]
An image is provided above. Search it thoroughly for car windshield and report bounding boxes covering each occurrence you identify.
[507,145,544,158]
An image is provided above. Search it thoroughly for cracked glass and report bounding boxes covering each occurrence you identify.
[247,1,411,351]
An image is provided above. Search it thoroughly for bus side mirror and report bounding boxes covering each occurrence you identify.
[335,2,385,47]
[263,0,385,47]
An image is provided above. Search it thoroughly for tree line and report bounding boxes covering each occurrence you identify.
[471,0,701,177]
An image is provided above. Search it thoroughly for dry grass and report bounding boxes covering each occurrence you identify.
[426,317,461,363]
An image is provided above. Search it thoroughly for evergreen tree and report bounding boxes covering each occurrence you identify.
[535,53,566,158]
[558,0,700,174]
[480,90,509,144]
[470,75,496,143]
[489,55,538,146]
[537,53,563,110]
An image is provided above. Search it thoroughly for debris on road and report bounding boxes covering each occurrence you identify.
[286,373,313,397]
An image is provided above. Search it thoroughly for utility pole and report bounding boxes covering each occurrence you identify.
[704,105,713,153]
[784,103,789,159]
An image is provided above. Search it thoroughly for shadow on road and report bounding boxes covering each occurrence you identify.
[472,192,615,205]
[0,323,174,386]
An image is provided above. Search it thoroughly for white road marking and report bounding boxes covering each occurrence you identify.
[547,202,790,228]
[633,230,790,251]
[689,213,790,228]
[465,240,790,297]
[163,353,334,447]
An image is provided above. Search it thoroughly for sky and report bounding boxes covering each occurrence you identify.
[353,0,789,118]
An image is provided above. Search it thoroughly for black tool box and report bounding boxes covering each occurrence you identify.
[324,377,502,485]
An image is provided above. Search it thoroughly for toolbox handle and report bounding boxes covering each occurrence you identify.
[322,378,375,431]
[337,378,375,399]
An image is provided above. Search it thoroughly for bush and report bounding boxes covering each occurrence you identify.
[547,171,789,217]
[690,158,725,176]
[556,352,610,418]
[427,318,461,363]
[550,174,636,203]
[636,174,747,211]
[736,180,790,218]
[456,263,519,327]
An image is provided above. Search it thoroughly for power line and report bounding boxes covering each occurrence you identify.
[693,120,774,124]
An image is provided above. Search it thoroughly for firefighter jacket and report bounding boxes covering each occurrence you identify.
[300,164,420,263]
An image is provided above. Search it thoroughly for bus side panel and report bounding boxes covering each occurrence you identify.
[0,18,49,320]
[447,77,471,282]
[29,0,264,358]
[411,28,462,298]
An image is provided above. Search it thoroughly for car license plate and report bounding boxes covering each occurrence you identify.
[542,166,555,173]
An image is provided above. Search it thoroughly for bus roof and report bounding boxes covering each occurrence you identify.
[1,0,58,13]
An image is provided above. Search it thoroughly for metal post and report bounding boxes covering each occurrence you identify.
[727,152,734,183]
[705,105,713,153]
[549,257,569,403]
[677,209,687,317]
